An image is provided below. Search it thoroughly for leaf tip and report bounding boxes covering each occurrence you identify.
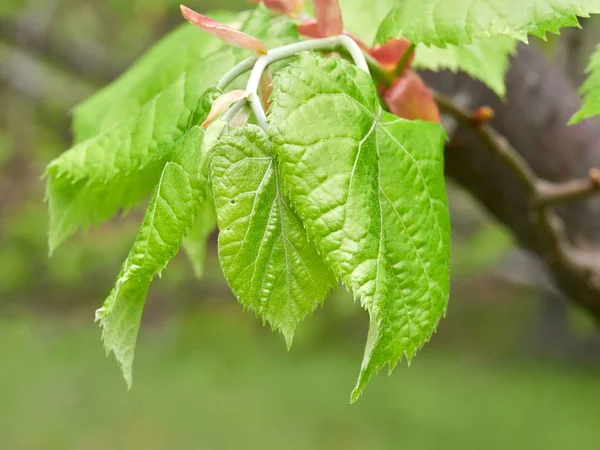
[181,5,267,54]
[283,328,294,350]
[201,90,249,128]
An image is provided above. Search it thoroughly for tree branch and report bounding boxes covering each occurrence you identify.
[435,90,600,292]
[422,43,600,321]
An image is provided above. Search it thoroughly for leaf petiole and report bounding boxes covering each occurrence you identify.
[217,35,371,131]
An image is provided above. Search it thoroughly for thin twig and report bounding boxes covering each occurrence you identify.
[535,169,600,206]
[435,92,538,191]
[434,91,600,282]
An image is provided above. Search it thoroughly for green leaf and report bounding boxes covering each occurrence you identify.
[183,194,217,278]
[72,20,228,142]
[45,65,228,253]
[337,0,515,97]
[268,54,450,401]
[570,43,600,123]
[46,7,298,252]
[96,126,210,387]
[376,0,600,47]
[413,37,516,98]
[210,125,334,345]
[74,7,297,142]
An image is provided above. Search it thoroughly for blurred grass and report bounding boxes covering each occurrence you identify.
[1,310,598,450]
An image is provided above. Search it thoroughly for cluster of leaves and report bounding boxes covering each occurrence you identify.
[45,0,600,400]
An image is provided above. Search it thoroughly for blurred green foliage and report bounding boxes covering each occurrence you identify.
[1,312,599,450]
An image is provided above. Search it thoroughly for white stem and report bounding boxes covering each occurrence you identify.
[216,56,259,91]
[218,36,371,131]
[222,97,248,123]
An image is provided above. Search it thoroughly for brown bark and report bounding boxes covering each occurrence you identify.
[422,43,600,319]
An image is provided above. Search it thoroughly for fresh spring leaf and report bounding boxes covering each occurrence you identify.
[375,0,600,47]
[46,7,299,252]
[72,19,230,142]
[413,37,516,98]
[210,125,335,345]
[95,122,221,387]
[337,0,515,98]
[74,7,297,142]
[268,53,450,401]
[45,59,230,253]
[570,43,600,123]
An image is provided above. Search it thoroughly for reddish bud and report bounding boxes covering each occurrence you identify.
[201,90,249,128]
[181,5,268,54]
[383,71,440,123]
[313,0,343,37]
[297,18,323,38]
[471,106,495,125]
[589,168,600,187]
[249,0,304,15]
[369,38,414,73]
[297,19,369,51]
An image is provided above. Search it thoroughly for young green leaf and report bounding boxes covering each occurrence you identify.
[570,43,600,123]
[45,57,231,252]
[73,6,298,141]
[183,194,217,278]
[413,37,516,98]
[73,16,232,142]
[96,125,214,387]
[336,0,515,98]
[210,125,335,345]
[375,0,600,47]
[268,54,450,400]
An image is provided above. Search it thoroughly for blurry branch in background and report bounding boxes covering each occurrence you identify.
[0,46,93,111]
[424,43,600,322]
[0,14,123,83]
[436,93,600,320]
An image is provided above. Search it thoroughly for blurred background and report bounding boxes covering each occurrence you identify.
[1,1,600,449]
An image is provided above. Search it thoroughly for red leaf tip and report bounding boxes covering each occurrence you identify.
[180,5,267,54]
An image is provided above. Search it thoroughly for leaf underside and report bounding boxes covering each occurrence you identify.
[571,43,600,123]
[268,53,450,401]
[337,0,515,97]
[376,0,600,46]
[96,126,209,387]
[210,125,335,346]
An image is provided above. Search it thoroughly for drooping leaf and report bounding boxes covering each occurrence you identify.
[268,54,450,400]
[73,14,233,142]
[183,193,217,278]
[45,64,228,253]
[570,43,600,123]
[46,8,298,252]
[96,124,216,387]
[375,0,600,47]
[337,0,515,98]
[73,6,297,141]
[210,125,334,345]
